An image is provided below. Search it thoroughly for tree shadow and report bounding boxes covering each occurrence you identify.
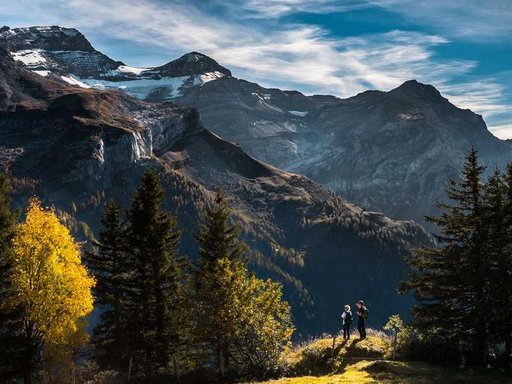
[337,338,362,373]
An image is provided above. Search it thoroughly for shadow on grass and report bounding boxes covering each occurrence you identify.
[362,360,512,384]
[337,338,361,373]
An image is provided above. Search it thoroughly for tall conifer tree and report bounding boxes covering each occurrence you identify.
[87,200,130,370]
[125,170,185,375]
[499,165,512,367]
[401,148,492,365]
[193,188,246,376]
[0,173,21,381]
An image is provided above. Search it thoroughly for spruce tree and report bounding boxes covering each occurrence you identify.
[401,148,492,366]
[0,173,21,381]
[193,188,246,376]
[499,165,512,367]
[87,200,130,370]
[125,169,185,375]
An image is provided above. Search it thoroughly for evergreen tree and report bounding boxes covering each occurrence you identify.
[87,200,130,370]
[481,169,506,350]
[498,165,512,367]
[193,188,247,376]
[0,173,21,381]
[401,148,492,366]
[125,170,186,375]
[193,189,293,379]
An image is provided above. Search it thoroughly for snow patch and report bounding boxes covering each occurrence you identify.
[33,70,51,77]
[11,49,47,67]
[288,110,308,117]
[199,71,225,84]
[83,76,189,99]
[117,65,150,75]
[60,75,91,88]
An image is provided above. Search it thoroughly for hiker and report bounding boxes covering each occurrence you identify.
[356,300,369,340]
[341,304,353,340]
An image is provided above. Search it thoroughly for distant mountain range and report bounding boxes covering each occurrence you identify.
[0,26,435,337]
[3,25,511,230]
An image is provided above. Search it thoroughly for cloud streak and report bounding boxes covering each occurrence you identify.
[374,0,512,42]
[0,0,509,136]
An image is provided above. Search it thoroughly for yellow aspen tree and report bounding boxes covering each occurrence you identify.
[8,198,95,382]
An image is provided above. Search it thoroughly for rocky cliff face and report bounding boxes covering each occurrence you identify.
[0,41,432,336]
[6,26,508,227]
[0,26,122,78]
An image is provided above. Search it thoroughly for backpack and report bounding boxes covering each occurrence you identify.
[345,310,353,324]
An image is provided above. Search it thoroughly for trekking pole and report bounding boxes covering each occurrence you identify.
[332,331,337,358]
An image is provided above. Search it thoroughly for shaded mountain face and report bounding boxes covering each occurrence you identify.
[5,26,509,227]
[173,78,512,228]
[0,43,432,336]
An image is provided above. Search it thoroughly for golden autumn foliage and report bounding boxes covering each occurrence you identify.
[9,198,95,345]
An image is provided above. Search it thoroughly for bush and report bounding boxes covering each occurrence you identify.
[74,362,122,384]
[383,316,463,366]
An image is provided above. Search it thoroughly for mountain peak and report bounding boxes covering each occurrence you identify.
[155,51,231,77]
[0,25,95,52]
[391,79,443,100]
[179,51,213,62]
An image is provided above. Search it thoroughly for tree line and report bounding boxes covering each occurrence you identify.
[0,170,294,383]
[402,148,512,368]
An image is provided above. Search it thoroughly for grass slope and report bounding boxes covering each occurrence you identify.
[258,332,512,384]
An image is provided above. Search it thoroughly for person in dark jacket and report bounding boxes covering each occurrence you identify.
[356,300,369,340]
[341,304,353,340]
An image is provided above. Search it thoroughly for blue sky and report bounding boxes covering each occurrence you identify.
[1,0,511,137]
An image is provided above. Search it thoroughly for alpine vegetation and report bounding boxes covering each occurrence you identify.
[401,148,512,367]
[86,172,294,382]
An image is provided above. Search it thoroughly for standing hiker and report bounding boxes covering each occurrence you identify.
[356,300,369,340]
[341,305,353,340]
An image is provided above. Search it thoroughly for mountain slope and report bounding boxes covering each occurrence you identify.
[0,43,432,336]
[5,26,509,227]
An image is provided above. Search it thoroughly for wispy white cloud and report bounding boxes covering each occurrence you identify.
[233,0,371,18]
[373,0,512,42]
[490,124,512,140]
[0,0,509,136]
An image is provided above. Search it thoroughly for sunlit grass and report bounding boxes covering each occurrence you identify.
[256,332,512,384]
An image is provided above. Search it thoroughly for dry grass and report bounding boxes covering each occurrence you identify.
[256,332,512,384]
[261,359,512,384]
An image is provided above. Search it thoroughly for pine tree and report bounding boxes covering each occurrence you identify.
[401,148,492,366]
[193,188,246,376]
[481,169,506,350]
[0,173,21,381]
[87,200,130,370]
[125,169,186,375]
[498,165,512,367]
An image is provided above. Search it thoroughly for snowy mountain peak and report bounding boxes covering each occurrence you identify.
[155,51,231,77]
[0,25,95,52]
[182,51,211,62]
[1,26,230,99]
